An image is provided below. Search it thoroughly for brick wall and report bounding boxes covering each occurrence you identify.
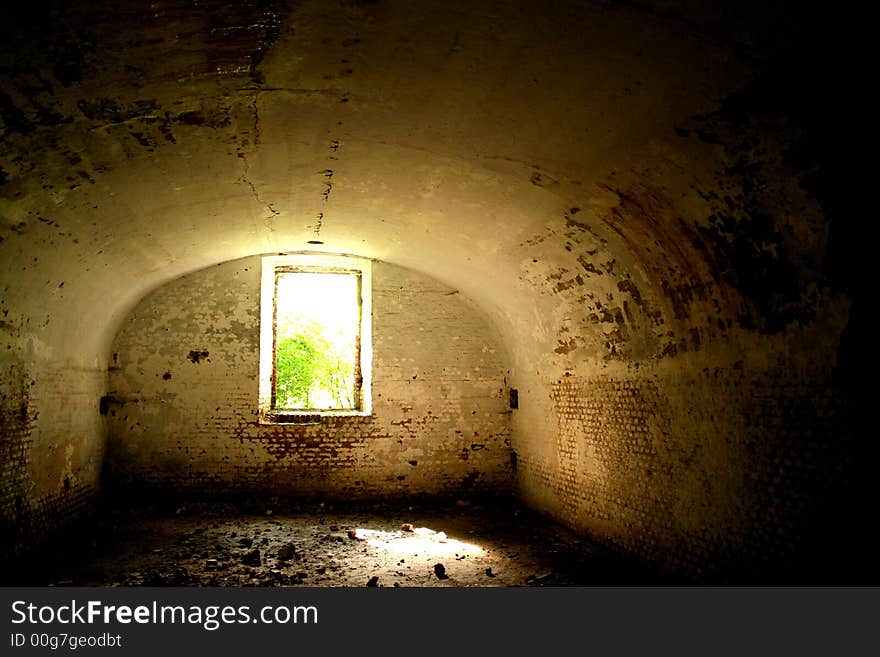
[0,349,105,562]
[513,362,852,581]
[105,256,513,501]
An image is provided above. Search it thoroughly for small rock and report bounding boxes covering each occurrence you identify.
[329,524,340,531]
[367,576,379,587]
[260,537,269,545]
[347,529,361,540]
[526,572,553,585]
[485,568,495,577]
[238,537,253,548]
[316,566,326,575]
[400,523,414,532]
[205,559,219,570]
[433,563,448,580]
[276,543,297,561]
[241,549,261,566]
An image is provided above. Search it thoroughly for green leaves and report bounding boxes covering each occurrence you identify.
[275,332,319,408]
[275,320,355,409]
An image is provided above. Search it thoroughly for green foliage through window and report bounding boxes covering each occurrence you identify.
[273,271,359,410]
[275,321,355,409]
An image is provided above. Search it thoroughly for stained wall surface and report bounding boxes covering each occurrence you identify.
[106,256,513,500]
[0,352,105,559]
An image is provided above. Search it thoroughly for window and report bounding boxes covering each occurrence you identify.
[259,254,372,422]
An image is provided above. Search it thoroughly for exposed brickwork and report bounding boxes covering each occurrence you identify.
[106,256,513,501]
[0,351,104,561]
[515,365,851,581]
[0,353,33,558]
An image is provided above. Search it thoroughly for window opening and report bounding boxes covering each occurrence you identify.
[260,254,371,422]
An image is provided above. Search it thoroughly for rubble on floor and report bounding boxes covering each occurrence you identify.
[9,499,675,587]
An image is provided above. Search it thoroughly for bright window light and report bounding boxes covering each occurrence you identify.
[275,271,359,409]
[259,254,372,422]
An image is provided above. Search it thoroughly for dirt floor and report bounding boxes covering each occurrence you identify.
[9,498,674,587]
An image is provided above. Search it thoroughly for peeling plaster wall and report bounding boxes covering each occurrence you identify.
[105,256,513,500]
[507,104,853,581]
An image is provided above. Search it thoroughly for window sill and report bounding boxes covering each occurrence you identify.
[258,410,371,425]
